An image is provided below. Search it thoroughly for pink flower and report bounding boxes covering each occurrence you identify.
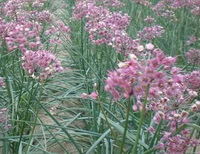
[3,0,24,17]
[57,21,71,33]
[158,132,198,153]
[73,0,139,53]
[191,104,198,112]
[132,105,138,111]
[0,77,5,87]
[186,35,197,45]
[156,143,165,150]
[81,93,88,99]
[22,50,63,80]
[186,48,200,65]
[105,48,178,102]
[0,108,10,131]
[34,10,54,23]
[89,92,98,100]
[148,126,155,134]
[144,16,155,23]
[5,21,42,52]
[104,42,200,153]
[184,71,200,91]
[152,0,185,19]
[196,101,200,108]
[138,25,165,41]
[145,43,154,50]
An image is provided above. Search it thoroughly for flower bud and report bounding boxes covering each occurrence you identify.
[118,62,128,68]
[137,45,144,52]
[145,43,154,50]
[195,101,200,108]
[181,110,189,117]
[191,104,198,111]
[129,54,138,60]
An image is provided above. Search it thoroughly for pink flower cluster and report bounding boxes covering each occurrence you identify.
[73,0,96,19]
[186,48,200,65]
[73,0,139,53]
[32,0,47,8]
[73,0,124,16]
[34,10,54,23]
[3,0,24,17]
[105,48,180,102]
[152,0,184,19]
[157,132,199,153]
[0,77,5,87]
[1,0,65,52]
[3,0,49,19]
[105,44,199,152]
[81,92,98,100]
[45,20,71,44]
[22,50,63,80]
[152,0,200,18]
[186,0,200,16]
[191,101,200,112]
[0,0,70,80]
[5,21,42,52]
[186,35,197,45]
[144,16,155,24]
[73,0,124,19]
[138,25,165,41]
[0,108,11,131]
[0,18,7,38]
[184,71,200,91]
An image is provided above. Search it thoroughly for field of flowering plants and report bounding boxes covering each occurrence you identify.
[0,0,200,153]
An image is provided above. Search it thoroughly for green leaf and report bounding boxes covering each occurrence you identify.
[86,129,110,154]
[186,123,200,131]
[100,113,149,149]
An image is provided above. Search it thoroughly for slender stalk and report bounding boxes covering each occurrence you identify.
[144,147,157,154]
[132,85,150,154]
[97,97,116,140]
[24,83,43,154]
[17,80,36,152]
[80,19,86,75]
[180,7,187,65]
[119,97,131,154]
[1,126,9,154]
[97,96,124,151]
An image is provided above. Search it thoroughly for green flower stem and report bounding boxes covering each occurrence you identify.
[97,96,123,150]
[97,97,116,139]
[119,97,131,154]
[17,80,36,152]
[24,83,43,154]
[132,85,150,154]
[144,147,157,154]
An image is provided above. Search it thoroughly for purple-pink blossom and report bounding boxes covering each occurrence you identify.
[157,133,199,153]
[186,48,200,65]
[0,77,5,87]
[138,25,165,41]
[81,92,98,100]
[73,0,139,53]
[89,92,98,100]
[0,108,11,131]
[184,71,200,91]
[5,21,42,52]
[105,43,199,153]
[22,50,63,80]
